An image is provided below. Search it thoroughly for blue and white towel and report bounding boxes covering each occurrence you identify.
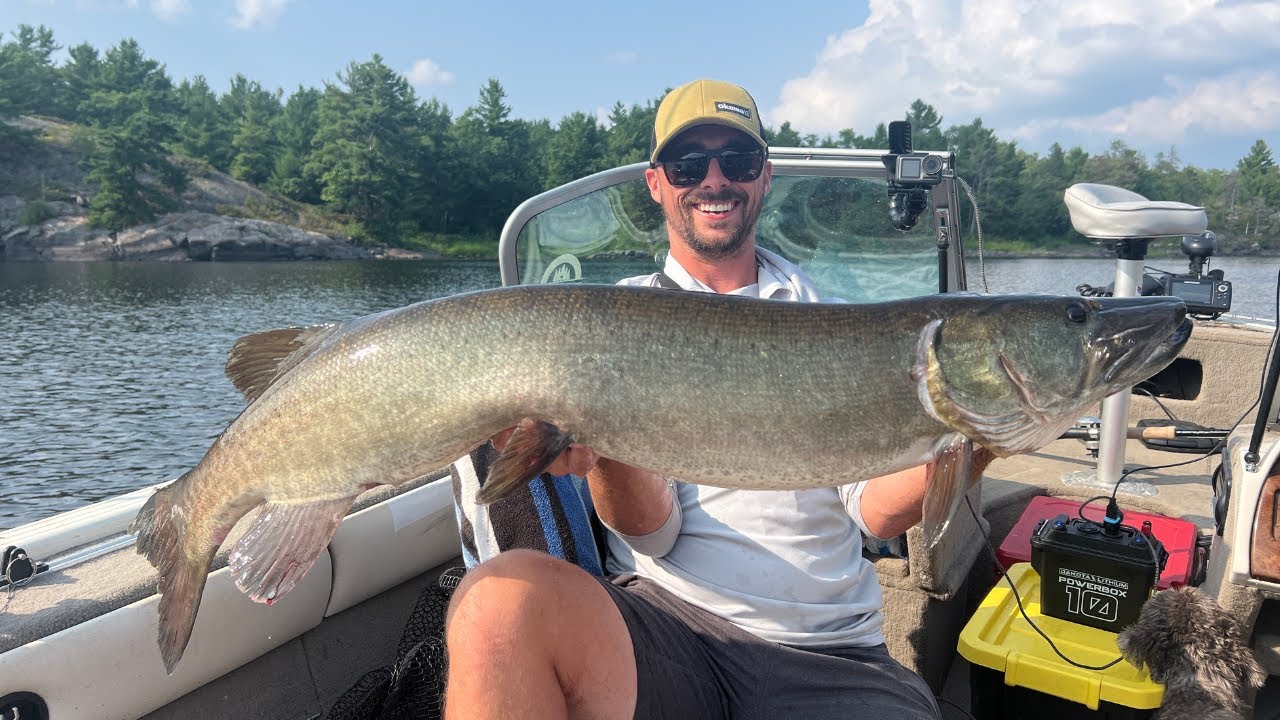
[450,442,605,576]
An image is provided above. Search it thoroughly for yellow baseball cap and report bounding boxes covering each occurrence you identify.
[650,79,767,165]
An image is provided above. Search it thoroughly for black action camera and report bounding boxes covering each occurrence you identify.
[883,121,945,189]
[881,121,948,231]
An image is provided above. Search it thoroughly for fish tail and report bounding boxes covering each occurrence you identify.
[131,475,215,675]
[477,418,574,504]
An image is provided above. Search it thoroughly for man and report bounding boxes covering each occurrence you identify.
[444,79,939,719]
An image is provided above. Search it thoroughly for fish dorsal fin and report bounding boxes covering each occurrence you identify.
[225,323,341,403]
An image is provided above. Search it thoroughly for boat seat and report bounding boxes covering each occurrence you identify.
[1063,183,1207,240]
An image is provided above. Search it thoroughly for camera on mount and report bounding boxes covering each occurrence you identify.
[881,120,947,231]
[1158,231,1232,317]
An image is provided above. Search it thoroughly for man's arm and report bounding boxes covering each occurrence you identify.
[852,447,996,539]
[587,459,673,537]
[856,465,930,540]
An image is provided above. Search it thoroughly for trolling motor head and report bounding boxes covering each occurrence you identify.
[1181,230,1217,277]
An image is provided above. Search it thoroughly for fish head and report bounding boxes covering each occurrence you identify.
[919,294,1191,455]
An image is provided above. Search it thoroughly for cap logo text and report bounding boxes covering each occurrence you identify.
[714,101,751,120]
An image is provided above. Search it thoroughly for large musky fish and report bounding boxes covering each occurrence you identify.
[131,285,1190,672]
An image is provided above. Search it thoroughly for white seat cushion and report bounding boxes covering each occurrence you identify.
[1064,183,1207,239]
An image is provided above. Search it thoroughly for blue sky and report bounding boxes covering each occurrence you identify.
[5,0,1279,171]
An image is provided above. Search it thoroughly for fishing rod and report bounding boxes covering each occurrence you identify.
[1060,425,1230,442]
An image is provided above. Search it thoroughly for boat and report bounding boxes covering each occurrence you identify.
[1,145,1276,719]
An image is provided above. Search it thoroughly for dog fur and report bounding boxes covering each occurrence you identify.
[1117,586,1267,719]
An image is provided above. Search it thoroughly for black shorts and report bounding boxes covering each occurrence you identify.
[598,573,940,720]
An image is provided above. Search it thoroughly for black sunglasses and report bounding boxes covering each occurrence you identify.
[656,147,766,187]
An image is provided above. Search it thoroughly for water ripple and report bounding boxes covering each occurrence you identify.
[0,260,496,529]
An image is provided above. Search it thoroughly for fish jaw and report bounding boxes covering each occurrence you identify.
[1077,296,1187,383]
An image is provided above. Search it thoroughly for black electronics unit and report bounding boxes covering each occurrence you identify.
[1159,274,1232,316]
[1030,514,1167,633]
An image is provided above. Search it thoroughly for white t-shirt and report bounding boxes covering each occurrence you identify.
[604,248,886,648]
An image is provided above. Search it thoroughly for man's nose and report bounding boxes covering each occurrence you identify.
[700,157,731,188]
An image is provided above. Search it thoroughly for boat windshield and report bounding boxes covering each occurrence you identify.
[502,156,960,302]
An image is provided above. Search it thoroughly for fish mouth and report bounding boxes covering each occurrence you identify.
[1164,317,1193,347]
[1092,298,1190,386]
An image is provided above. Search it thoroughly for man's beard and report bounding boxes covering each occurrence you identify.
[665,188,759,261]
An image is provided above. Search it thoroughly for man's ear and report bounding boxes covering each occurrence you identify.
[644,166,662,202]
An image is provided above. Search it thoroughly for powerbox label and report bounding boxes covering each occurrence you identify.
[1056,568,1129,622]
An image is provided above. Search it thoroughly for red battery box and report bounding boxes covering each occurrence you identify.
[996,495,1197,590]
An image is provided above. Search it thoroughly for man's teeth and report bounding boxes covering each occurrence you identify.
[698,202,733,213]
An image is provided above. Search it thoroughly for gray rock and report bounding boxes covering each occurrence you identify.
[1,116,433,262]
[0,210,424,262]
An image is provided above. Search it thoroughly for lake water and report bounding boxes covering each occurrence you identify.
[1,256,1276,530]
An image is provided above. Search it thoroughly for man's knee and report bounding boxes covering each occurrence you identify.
[443,551,637,717]
[445,549,595,646]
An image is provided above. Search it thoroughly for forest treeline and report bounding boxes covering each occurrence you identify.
[1,25,1277,255]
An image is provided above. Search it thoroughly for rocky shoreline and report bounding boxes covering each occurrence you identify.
[3,191,1272,263]
[1,117,434,262]
[0,200,428,262]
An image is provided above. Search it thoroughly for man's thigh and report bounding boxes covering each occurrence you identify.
[759,642,940,719]
[599,574,939,720]
[598,574,729,719]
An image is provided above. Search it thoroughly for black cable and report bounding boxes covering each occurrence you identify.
[935,695,977,720]
[1130,385,1177,421]
[1245,269,1280,464]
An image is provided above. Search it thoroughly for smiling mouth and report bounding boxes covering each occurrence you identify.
[695,201,737,215]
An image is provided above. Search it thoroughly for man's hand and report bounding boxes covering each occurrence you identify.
[490,427,600,477]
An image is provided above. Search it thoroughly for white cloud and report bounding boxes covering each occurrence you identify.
[1011,71,1280,147]
[230,0,290,29]
[404,58,456,87]
[150,0,189,21]
[770,0,1280,161]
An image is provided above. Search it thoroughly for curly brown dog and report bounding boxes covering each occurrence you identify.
[1117,586,1266,719]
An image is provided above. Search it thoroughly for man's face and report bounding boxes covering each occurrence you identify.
[646,125,772,261]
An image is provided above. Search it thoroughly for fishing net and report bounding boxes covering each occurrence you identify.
[325,566,466,720]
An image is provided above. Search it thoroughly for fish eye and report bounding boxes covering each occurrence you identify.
[1066,303,1088,323]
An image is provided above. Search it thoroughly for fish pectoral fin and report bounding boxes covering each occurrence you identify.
[477,418,573,505]
[921,435,976,552]
[228,495,355,604]
[225,323,342,403]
